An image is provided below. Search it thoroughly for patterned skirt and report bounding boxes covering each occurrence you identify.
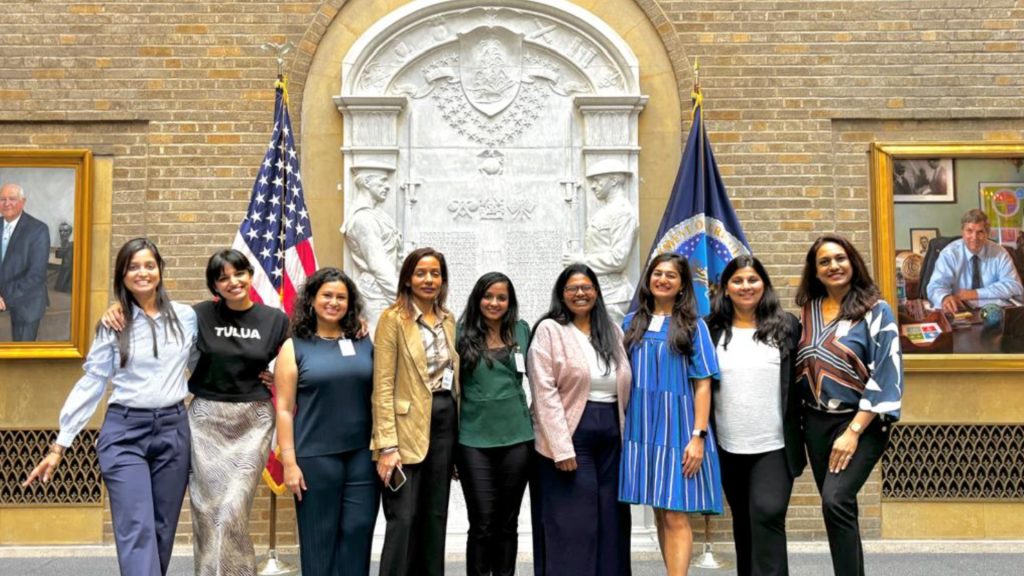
[189,397,274,576]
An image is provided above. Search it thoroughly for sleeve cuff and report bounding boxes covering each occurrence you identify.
[55,430,77,448]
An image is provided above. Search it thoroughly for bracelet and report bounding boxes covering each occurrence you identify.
[279,447,295,454]
[48,443,65,457]
[380,447,399,455]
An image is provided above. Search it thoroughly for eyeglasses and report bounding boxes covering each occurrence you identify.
[563,285,595,295]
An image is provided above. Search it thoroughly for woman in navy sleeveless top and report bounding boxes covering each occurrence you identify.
[275,267,378,576]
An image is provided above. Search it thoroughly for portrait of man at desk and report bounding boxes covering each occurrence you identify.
[926,208,1024,314]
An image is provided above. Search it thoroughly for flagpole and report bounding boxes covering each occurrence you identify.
[256,39,299,576]
[685,57,735,571]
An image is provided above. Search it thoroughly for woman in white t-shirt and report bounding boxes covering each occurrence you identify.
[706,255,807,576]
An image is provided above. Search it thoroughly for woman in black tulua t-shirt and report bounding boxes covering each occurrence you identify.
[104,248,290,575]
[187,249,290,574]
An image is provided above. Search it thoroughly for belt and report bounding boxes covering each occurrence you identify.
[109,402,186,417]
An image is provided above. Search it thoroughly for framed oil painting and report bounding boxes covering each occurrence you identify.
[872,143,1024,371]
[0,149,92,358]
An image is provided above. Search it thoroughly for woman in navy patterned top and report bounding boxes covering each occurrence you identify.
[795,234,903,576]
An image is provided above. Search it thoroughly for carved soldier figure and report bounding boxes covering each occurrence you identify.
[341,162,401,333]
[563,159,638,324]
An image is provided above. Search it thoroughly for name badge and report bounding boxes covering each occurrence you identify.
[441,367,455,391]
[514,352,526,374]
[339,339,356,357]
[648,315,665,332]
[836,320,852,339]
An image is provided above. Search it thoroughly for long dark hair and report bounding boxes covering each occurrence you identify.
[109,238,185,368]
[535,263,619,373]
[707,255,789,349]
[795,233,880,321]
[623,253,698,356]
[204,248,254,297]
[290,267,365,340]
[457,272,520,379]
[393,247,449,317]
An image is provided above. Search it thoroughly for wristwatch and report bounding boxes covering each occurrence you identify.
[691,428,707,439]
[848,422,863,435]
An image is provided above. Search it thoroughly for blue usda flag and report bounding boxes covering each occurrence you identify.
[638,90,750,316]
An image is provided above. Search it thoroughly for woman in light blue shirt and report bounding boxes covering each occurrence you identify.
[24,238,197,576]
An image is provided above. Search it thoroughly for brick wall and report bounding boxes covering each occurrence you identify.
[3,0,1024,546]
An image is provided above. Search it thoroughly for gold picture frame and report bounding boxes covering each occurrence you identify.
[0,149,92,359]
[871,142,1024,372]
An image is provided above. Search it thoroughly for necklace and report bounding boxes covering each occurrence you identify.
[316,332,344,341]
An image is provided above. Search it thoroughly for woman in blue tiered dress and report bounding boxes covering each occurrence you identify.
[620,253,723,576]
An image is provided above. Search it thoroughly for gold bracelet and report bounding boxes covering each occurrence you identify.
[48,443,65,457]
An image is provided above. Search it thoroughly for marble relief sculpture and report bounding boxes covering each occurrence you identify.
[340,163,401,333]
[336,0,649,543]
[563,159,638,325]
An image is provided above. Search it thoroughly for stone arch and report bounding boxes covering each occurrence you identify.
[300,0,683,275]
[288,0,689,125]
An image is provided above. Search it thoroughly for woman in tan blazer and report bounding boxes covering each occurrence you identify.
[373,247,460,576]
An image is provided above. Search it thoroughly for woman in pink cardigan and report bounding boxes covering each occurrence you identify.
[527,263,633,576]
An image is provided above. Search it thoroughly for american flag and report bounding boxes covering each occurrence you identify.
[232,77,317,496]
[232,77,318,315]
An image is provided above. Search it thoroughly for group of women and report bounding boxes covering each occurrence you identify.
[25,232,903,576]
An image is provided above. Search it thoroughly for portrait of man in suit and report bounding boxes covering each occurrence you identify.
[926,209,1023,314]
[0,182,51,341]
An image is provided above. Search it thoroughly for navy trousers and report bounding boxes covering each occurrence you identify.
[532,402,631,576]
[294,448,380,576]
[96,403,191,576]
[11,318,40,341]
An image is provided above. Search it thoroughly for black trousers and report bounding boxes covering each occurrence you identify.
[719,447,794,576]
[803,409,891,576]
[379,392,458,576]
[456,441,532,576]
[531,402,631,576]
[294,448,380,576]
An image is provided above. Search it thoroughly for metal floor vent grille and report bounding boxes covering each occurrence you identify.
[882,424,1024,501]
[0,429,102,505]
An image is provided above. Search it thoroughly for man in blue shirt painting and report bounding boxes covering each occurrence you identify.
[927,209,1024,314]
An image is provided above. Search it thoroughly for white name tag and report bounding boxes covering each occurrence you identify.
[514,352,526,374]
[339,339,356,357]
[441,367,455,390]
[648,315,665,332]
[836,320,852,339]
